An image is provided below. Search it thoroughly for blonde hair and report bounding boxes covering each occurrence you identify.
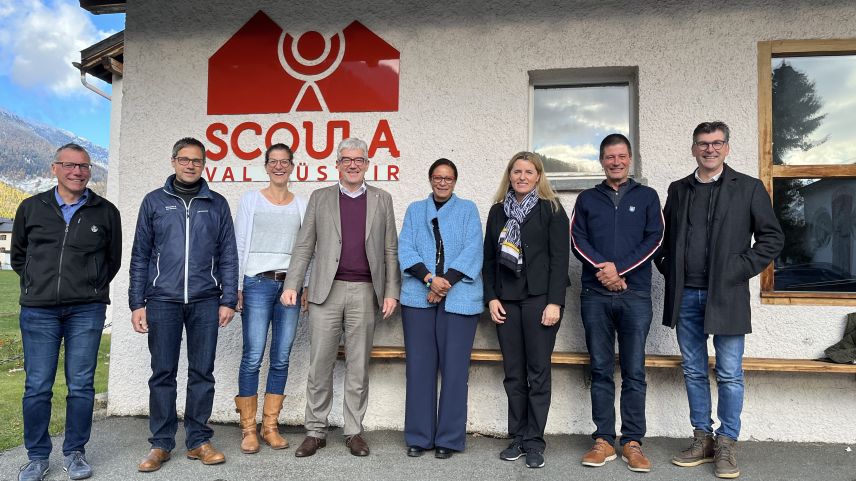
[492,151,561,211]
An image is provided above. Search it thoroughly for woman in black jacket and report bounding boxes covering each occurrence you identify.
[483,151,570,469]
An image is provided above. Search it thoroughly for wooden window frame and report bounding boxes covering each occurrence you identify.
[758,39,856,306]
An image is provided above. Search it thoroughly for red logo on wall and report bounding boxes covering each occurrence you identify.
[208,11,399,114]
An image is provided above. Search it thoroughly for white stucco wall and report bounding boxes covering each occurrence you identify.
[106,0,856,443]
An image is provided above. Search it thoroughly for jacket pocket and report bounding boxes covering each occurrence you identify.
[210,257,220,287]
[23,256,32,294]
[151,253,162,287]
[90,256,100,294]
[725,253,750,284]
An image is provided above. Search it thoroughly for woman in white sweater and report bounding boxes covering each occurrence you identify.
[233,143,308,454]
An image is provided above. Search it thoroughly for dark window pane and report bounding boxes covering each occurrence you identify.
[771,55,856,165]
[773,178,856,292]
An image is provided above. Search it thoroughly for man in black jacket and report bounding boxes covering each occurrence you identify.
[655,122,783,479]
[572,134,663,473]
[11,143,122,481]
[130,137,238,472]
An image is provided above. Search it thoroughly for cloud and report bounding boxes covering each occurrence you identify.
[532,85,630,149]
[1,0,107,96]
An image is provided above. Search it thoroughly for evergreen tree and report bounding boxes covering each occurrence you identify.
[771,60,827,264]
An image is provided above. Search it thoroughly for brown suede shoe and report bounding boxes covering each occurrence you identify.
[346,434,370,456]
[581,438,616,467]
[138,448,170,472]
[294,436,326,457]
[622,441,652,473]
[186,443,225,465]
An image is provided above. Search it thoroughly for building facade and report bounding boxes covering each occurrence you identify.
[100,0,856,442]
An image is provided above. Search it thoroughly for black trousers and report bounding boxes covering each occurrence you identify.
[495,294,559,451]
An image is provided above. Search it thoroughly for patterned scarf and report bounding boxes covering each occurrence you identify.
[498,189,539,276]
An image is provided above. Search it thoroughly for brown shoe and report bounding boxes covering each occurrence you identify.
[261,393,288,449]
[186,443,225,465]
[672,429,714,467]
[714,436,740,479]
[235,395,260,454]
[622,441,652,473]
[294,436,326,457]
[581,438,616,467]
[346,434,370,456]
[138,448,170,472]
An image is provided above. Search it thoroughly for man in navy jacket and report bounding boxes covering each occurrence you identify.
[571,134,663,473]
[129,137,238,472]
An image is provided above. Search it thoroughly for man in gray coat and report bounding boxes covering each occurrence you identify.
[655,121,783,479]
[281,137,400,458]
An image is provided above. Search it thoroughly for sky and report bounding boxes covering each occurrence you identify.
[0,0,124,148]
[531,84,630,174]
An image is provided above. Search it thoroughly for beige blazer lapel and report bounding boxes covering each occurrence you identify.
[365,186,378,242]
[328,184,342,239]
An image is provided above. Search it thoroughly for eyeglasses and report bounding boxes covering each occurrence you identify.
[54,162,91,172]
[694,140,727,151]
[266,159,294,167]
[173,156,205,167]
[431,176,456,185]
[338,157,368,166]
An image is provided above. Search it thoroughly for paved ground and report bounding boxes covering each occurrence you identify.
[0,417,853,481]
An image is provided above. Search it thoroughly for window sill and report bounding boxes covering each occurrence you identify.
[761,291,856,306]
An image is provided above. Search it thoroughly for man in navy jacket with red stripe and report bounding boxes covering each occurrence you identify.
[571,134,664,473]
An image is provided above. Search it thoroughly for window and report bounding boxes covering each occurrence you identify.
[0,234,6,240]
[529,67,638,191]
[758,39,856,304]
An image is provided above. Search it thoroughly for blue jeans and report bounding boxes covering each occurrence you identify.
[20,303,105,460]
[238,275,301,396]
[146,298,220,451]
[676,288,745,440]
[580,288,652,445]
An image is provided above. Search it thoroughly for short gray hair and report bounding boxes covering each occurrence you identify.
[336,137,368,159]
[55,143,90,162]
[171,137,206,161]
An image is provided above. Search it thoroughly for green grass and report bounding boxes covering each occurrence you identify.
[0,270,111,451]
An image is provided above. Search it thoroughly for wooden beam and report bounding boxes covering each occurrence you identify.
[340,347,856,374]
[101,56,123,76]
[770,39,856,56]
[757,40,775,293]
[770,164,856,178]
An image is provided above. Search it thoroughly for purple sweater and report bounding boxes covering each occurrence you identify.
[335,192,372,282]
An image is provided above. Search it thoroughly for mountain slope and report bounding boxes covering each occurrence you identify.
[0,108,108,195]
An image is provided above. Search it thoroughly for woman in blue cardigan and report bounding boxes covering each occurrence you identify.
[398,158,484,459]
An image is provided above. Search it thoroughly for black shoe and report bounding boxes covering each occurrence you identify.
[407,446,426,457]
[500,440,524,461]
[525,449,545,468]
[435,447,453,459]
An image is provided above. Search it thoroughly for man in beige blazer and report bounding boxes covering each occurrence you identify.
[281,137,400,457]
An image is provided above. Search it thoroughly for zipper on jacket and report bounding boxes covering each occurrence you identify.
[184,198,194,304]
[162,188,199,305]
[56,223,69,302]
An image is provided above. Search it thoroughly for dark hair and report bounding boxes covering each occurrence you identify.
[428,158,458,179]
[55,143,90,162]
[693,121,730,142]
[265,143,294,163]
[172,137,206,161]
[599,133,632,160]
